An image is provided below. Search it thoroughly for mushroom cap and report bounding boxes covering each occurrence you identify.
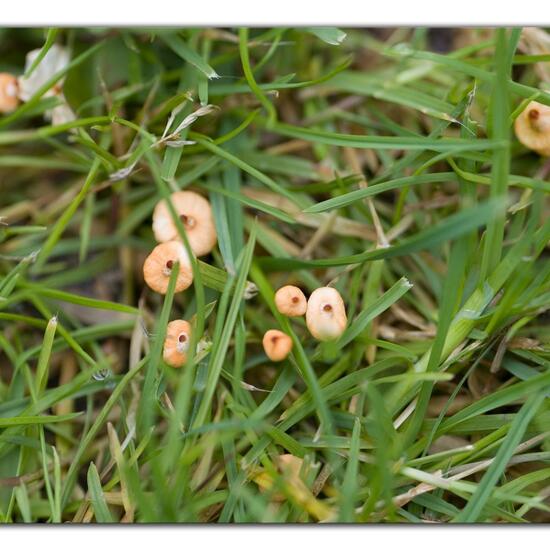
[143,241,193,294]
[262,329,293,362]
[152,191,217,257]
[163,319,192,368]
[0,73,19,114]
[514,101,550,156]
[275,454,305,479]
[274,285,307,317]
[306,287,347,341]
[253,454,307,501]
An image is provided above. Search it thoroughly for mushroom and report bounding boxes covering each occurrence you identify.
[274,285,307,317]
[305,287,347,341]
[143,241,193,294]
[163,319,192,368]
[252,454,309,503]
[0,73,19,113]
[262,329,293,362]
[152,191,217,257]
[514,101,550,156]
[275,454,305,480]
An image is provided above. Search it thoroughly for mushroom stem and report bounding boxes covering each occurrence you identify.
[180,214,196,228]
[176,333,189,353]
[529,109,540,120]
[529,108,541,130]
[163,259,174,276]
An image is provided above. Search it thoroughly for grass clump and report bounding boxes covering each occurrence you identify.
[1,27,550,524]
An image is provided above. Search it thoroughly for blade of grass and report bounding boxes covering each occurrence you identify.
[162,33,219,80]
[239,28,276,125]
[137,262,180,436]
[480,29,512,280]
[454,391,546,522]
[87,462,114,523]
[260,198,505,270]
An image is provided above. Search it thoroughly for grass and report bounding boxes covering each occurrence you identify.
[0,26,550,524]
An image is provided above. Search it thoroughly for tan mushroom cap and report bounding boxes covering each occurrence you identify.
[152,191,218,257]
[274,285,307,317]
[275,454,305,479]
[262,329,293,362]
[143,241,193,294]
[0,73,19,114]
[163,319,192,368]
[253,454,309,502]
[514,101,550,156]
[306,287,347,341]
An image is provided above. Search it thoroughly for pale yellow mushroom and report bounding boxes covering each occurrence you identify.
[262,329,293,362]
[274,285,307,317]
[0,73,19,114]
[143,241,193,294]
[514,101,550,156]
[163,319,192,368]
[152,191,217,257]
[275,454,305,480]
[306,287,347,341]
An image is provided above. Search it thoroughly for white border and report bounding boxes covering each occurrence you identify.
[2,1,549,542]
[1,525,548,549]
[1,0,550,26]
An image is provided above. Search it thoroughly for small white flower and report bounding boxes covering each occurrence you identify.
[18,44,69,101]
[17,44,75,125]
[49,101,76,126]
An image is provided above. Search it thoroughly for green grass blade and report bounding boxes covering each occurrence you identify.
[87,462,114,523]
[338,276,412,349]
[162,33,219,80]
[260,198,505,270]
[454,392,546,523]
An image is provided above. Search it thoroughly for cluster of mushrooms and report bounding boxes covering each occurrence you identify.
[143,94,550,370]
[142,191,348,369]
[264,285,347,362]
[8,45,548,372]
[142,190,217,368]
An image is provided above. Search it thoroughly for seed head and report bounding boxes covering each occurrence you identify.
[262,329,293,362]
[274,285,307,317]
[514,101,550,156]
[163,319,192,368]
[143,241,193,294]
[152,191,217,257]
[306,287,347,341]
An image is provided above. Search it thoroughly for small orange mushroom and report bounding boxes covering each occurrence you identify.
[152,191,217,257]
[143,241,193,294]
[0,73,19,114]
[262,329,293,362]
[514,101,550,156]
[306,287,347,341]
[163,319,192,368]
[274,285,307,317]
